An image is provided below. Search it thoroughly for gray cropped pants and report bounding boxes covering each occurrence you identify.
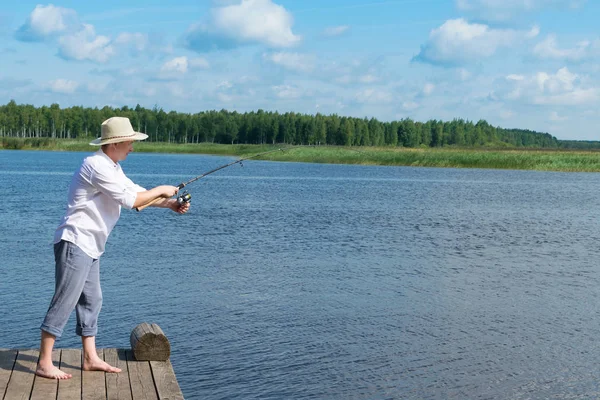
[41,240,103,338]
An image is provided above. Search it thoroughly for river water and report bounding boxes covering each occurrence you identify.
[2,150,600,399]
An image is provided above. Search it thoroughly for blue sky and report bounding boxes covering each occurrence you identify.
[1,0,598,140]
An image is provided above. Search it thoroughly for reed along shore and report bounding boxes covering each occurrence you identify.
[3,137,600,172]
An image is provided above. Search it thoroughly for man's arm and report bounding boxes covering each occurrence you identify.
[148,197,191,214]
[132,185,179,208]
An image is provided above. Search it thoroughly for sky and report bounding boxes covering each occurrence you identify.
[0,0,599,140]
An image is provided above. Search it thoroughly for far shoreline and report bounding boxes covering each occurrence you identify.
[2,138,600,173]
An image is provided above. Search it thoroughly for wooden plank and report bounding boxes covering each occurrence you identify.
[105,348,132,400]
[0,349,17,398]
[3,349,38,400]
[1,348,184,400]
[82,348,107,400]
[30,349,60,400]
[126,350,158,400]
[57,349,82,400]
[150,359,184,400]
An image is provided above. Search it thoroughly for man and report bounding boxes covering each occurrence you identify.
[36,116,190,380]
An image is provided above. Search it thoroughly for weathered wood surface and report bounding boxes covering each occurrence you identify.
[0,349,184,400]
[30,350,59,400]
[104,348,133,400]
[130,323,171,362]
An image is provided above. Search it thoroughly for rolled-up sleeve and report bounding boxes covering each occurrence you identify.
[124,175,146,193]
[90,168,138,209]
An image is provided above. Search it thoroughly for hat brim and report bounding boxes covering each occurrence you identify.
[90,132,149,146]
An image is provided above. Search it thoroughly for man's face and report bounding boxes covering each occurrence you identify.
[114,141,134,161]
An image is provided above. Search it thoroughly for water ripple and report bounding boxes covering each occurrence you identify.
[3,151,600,399]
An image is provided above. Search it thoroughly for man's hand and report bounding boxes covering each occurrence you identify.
[157,185,180,198]
[168,199,190,214]
[134,185,180,210]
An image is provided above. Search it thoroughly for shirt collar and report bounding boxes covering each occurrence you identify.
[97,148,119,168]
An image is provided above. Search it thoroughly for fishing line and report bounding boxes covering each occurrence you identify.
[135,147,290,211]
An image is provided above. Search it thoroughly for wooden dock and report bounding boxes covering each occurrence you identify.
[0,348,184,400]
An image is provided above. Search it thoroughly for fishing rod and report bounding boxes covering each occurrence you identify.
[135,147,288,211]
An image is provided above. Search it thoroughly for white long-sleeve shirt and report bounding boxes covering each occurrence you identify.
[54,149,145,258]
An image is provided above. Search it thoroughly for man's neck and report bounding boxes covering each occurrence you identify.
[101,147,119,164]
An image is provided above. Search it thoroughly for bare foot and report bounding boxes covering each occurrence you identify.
[83,357,121,373]
[36,363,72,379]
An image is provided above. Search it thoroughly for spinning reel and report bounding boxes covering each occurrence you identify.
[177,191,192,205]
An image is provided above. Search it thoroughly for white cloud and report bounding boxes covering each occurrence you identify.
[550,111,568,121]
[160,56,210,75]
[359,74,378,83]
[217,80,233,90]
[264,52,314,73]
[213,0,300,47]
[536,68,577,92]
[355,88,393,104]
[423,83,435,95]
[533,35,600,62]
[86,82,108,94]
[334,75,352,85]
[167,83,189,99]
[501,67,599,106]
[534,88,598,105]
[457,0,586,20]
[16,5,77,41]
[458,68,472,81]
[414,19,537,66]
[323,25,349,37]
[189,57,210,69]
[115,32,149,52]
[184,0,301,52]
[17,5,116,63]
[526,25,541,39]
[209,75,264,105]
[139,87,157,97]
[122,67,141,76]
[161,57,189,73]
[272,84,304,99]
[318,58,384,86]
[402,101,419,110]
[161,44,175,55]
[217,92,234,102]
[506,74,525,81]
[46,79,78,94]
[58,24,114,63]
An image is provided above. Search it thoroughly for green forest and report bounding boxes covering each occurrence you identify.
[0,100,572,148]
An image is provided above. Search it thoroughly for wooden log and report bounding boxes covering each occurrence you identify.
[130,323,171,361]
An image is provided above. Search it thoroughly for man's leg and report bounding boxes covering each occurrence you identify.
[36,331,72,379]
[75,257,121,373]
[82,336,121,373]
[37,240,91,379]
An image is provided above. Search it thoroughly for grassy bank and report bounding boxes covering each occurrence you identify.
[2,137,600,172]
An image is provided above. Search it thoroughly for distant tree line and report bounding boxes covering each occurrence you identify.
[0,100,561,148]
[558,140,600,150]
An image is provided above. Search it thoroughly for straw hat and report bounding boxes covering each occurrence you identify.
[90,117,149,146]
